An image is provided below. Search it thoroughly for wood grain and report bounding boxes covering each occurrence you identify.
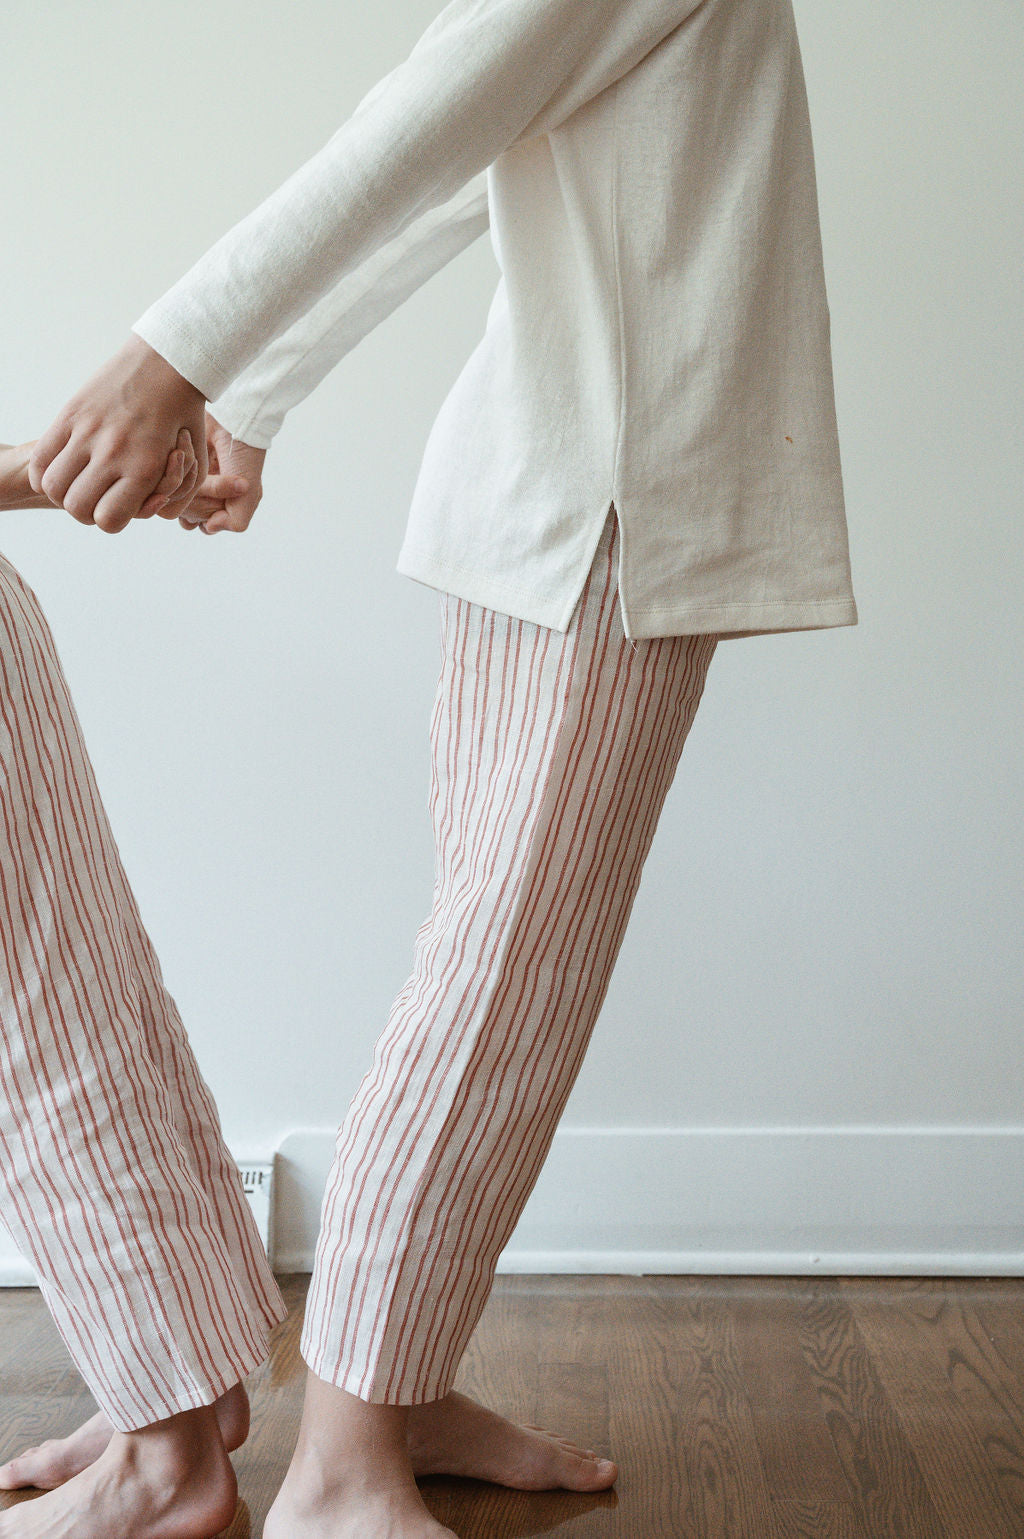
[797,1276,947,1536]
[843,1276,1024,1536]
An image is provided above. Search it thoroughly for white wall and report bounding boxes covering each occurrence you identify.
[1,0,1022,1280]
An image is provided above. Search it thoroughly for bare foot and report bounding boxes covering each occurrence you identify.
[407,1391,618,1491]
[265,1374,454,1539]
[0,1384,249,1493]
[265,1477,455,1539]
[0,1405,237,1539]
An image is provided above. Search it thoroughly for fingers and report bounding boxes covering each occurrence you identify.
[27,417,73,495]
[199,511,231,534]
[62,463,123,526]
[91,476,164,535]
[201,497,255,535]
[137,436,191,519]
[77,426,199,532]
[201,474,263,535]
[179,426,198,481]
[170,429,207,514]
[31,424,194,530]
[35,438,94,509]
[172,470,251,533]
[164,419,266,536]
[28,338,209,528]
[186,474,262,535]
[170,472,250,519]
[163,454,201,517]
[34,414,240,533]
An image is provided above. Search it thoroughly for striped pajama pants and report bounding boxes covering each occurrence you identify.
[0,511,716,1426]
[0,550,287,1432]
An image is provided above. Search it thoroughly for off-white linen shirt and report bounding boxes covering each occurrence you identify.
[134,0,858,640]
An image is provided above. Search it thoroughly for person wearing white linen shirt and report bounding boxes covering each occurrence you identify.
[14,0,858,1534]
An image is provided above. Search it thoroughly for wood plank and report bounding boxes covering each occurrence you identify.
[425,1475,617,1538]
[844,1276,1024,1537]
[798,1276,948,1537]
[606,1277,698,1537]
[729,1276,860,1518]
[0,1290,95,1519]
[653,1277,784,1539]
[457,1275,542,1423]
[771,1496,861,1539]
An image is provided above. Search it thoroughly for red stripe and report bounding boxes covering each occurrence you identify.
[414,622,682,1387]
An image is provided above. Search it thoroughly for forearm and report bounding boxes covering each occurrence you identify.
[0,443,51,510]
[133,0,698,402]
[210,174,490,448]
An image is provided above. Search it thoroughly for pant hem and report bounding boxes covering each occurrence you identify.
[103,1294,289,1433]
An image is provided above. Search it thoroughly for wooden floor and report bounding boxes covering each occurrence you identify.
[2,1274,1023,1537]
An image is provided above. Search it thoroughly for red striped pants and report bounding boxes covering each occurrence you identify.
[0,551,286,1432]
[303,512,717,1402]
[0,512,716,1425]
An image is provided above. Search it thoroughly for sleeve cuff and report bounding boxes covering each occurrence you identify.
[131,315,237,402]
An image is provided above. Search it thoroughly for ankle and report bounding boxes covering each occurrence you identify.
[300,1374,411,1450]
[285,1374,417,1499]
[109,1406,233,1494]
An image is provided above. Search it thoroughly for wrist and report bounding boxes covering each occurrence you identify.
[0,442,50,510]
[117,333,208,408]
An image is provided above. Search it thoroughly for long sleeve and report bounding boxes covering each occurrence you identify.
[132,0,700,401]
[209,175,489,449]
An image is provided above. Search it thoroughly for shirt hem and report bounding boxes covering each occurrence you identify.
[397,548,859,639]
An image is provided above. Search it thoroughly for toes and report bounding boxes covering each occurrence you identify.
[552,1440,618,1491]
[524,1425,618,1491]
[553,1435,606,1466]
[0,1454,34,1490]
[564,1450,618,1491]
[0,1442,72,1492]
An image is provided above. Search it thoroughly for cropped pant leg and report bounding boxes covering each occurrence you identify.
[303,513,717,1403]
[0,553,286,1432]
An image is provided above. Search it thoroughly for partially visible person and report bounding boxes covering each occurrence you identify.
[0,430,286,1539]
[18,0,859,1533]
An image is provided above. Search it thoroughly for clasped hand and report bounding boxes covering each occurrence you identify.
[18,335,265,534]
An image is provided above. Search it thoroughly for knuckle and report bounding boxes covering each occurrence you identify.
[62,488,89,520]
[39,467,63,500]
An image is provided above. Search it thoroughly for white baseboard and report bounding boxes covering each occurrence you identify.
[271,1125,1024,1276]
[4,1126,1023,1286]
[0,1256,35,1287]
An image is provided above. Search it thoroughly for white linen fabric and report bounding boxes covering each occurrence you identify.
[133,0,858,640]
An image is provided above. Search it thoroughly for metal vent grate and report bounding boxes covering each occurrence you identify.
[237,1161,275,1260]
